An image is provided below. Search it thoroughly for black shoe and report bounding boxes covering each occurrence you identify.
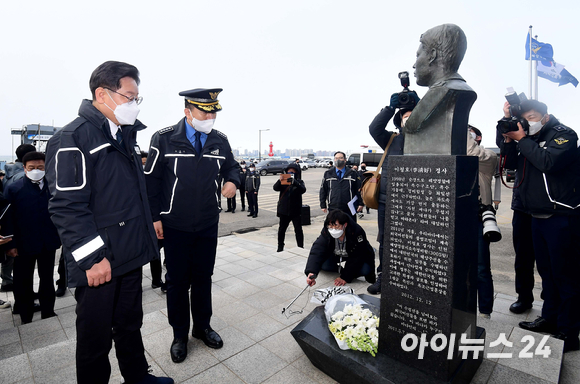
[509,300,533,314]
[553,333,580,353]
[231,209,235,214]
[12,302,41,315]
[365,273,376,284]
[252,214,258,218]
[277,245,284,252]
[247,213,253,217]
[135,373,174,384]
[241,207,245,212]
[224,209,232,213]
[55,285,67,297]
[367,274,381,295]
[151,280,164,289]
[170,338,188,363]
[519,317,558,334]
[160,283,168,293]
[192,328,223,349]
[0,284,14,292]
[41,312,58,319]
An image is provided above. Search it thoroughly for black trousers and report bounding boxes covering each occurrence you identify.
[512,210,536,304]
[149,240,165,283]
[13,249,56,323]
[247,191,258,215]
[239,187,247,209]
[278,215,304,248]
[164,223,217,339]
[56,252,66,288]
[532,215,580,340]
[75,267,148,384]
[227,196,236,211]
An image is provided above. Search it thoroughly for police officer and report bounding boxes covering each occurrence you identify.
[144,88,239,363]
[245,163,260,217]
[238,161,248,211]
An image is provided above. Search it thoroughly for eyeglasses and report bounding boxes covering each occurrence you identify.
[105,88,143,105]
[327,222,343,230]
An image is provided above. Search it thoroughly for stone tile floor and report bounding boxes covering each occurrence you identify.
[1,232,579,383]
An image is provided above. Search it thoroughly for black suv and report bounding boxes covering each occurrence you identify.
[255,159,291,176]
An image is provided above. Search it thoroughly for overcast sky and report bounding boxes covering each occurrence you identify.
[1,0,578,157]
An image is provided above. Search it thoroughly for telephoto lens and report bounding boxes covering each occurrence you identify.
[481,205,502,242]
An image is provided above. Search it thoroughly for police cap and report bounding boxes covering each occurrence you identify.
[179,88,223,112]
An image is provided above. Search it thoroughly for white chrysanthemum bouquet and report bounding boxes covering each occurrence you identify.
[324,294,379,357]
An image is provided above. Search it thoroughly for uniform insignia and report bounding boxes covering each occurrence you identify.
[134,145,141,155]
[357,235,363,242]
[555,126,566,131]
[215,130,228,140]
[211,149,220,155]
[209,92,219,100]
[554,137,569,145]
[158,126,174,135]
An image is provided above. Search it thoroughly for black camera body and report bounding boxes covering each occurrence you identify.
[397,71,417,109]
[497,90,529,134]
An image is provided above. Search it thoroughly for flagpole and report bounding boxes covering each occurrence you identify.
[528,26,533,98]
[534,35,539,100]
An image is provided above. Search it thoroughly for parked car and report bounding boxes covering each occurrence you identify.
[295,159,309,171]
[255,159,291,176]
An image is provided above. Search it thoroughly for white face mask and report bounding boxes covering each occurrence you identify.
[249,167,255,172]
[528,118,545,136]
[241,164,246,168]
[470,131,477,140]
[106,91,140,126]
[26,169,45,182]
[328,228,344,239]
[191,117,215,134]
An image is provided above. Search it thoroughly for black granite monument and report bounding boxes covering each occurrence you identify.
[292,24,484,384]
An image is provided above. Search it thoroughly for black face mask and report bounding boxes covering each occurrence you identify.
[361,167,366,171]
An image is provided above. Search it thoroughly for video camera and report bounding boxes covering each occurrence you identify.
[397,71,417,109]
[497,88,529,134]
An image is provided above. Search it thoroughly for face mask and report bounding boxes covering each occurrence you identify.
[106,91,140,126]
[528,118,545,136]
[402,116,410,127]
[361,166,366,171]
[328,228,344,239]
[191,117,215,134]
[335,160,346,168]
[26,169,45,182]
[249,168,255,172]
[241,165,246,168]
[470,131,477,140]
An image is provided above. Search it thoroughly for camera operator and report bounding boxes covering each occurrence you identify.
[498,99,580,353]
[467,126,499,319]
[367,78,420,295]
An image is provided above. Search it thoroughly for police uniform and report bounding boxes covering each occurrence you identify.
[245,167,260,217]
[144,89,239,360]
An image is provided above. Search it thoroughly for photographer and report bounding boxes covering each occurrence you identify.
[467,126,499,319]
[273,163,306,252]
[367,82,420,294]
[498,99,580,353]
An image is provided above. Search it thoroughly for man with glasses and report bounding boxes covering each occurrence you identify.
[319,151,363,221]
[45,61,172,384]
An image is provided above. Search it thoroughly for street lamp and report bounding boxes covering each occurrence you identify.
[258,129,270,162]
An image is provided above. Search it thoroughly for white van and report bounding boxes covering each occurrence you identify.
[346,152,384,172]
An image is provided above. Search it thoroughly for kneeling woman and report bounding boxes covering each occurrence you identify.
[305,210,376,287]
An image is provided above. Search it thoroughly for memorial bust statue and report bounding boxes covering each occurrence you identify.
[403,24,477,155]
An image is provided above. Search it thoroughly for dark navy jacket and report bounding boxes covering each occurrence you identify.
[319,167,362,213]
[2,177,61,255]
[499,115,580,216]
[144,118,240,232]
[45,100,159,287]
[369,106,405,204]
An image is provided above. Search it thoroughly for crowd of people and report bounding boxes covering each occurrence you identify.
[1,55,579,384]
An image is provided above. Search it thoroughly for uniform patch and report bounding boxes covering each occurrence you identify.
[555,126,567,132]
[211,149,220,155]
[134,145,141,155]
[554,137,569,145]
[215,129,227,140]
[357,235,363,242]
[158,126,174,135]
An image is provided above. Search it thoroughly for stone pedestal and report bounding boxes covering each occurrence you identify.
[380,155,482,381]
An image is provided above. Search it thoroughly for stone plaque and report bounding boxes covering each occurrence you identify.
[379,155,481,381]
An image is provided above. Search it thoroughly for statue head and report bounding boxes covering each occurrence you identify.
[413,24,467,87]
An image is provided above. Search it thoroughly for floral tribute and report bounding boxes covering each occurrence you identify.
[328,303,379,357]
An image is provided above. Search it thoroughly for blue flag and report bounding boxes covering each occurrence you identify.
[537,60,579,87]
[525,33,554,61]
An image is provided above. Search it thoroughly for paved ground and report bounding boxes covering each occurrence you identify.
[0,169,578,383]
